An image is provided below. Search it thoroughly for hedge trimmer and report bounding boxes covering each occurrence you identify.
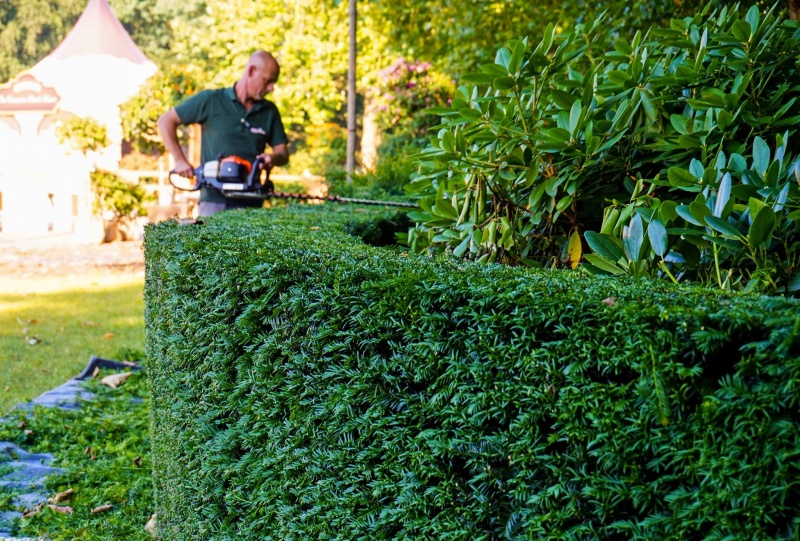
[169,155,417,208]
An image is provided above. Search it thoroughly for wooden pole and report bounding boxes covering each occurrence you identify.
[790,0,800,20]
[346,0,357,182]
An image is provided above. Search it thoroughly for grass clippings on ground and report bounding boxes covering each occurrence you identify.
[0,370,153,540]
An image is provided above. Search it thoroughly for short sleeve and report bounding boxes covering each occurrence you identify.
[268,108,289,147]
[174,90,213,125]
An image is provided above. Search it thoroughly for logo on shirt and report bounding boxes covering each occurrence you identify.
[241,118,267,135]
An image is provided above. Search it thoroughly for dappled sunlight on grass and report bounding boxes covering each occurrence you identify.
[0,272,145,414]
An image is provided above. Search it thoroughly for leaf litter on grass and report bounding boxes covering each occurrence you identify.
[0,367,153,541]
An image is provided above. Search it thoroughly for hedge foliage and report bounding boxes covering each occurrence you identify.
[145,205,800,540]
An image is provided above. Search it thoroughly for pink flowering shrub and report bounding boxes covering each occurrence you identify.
[373,58,454,140]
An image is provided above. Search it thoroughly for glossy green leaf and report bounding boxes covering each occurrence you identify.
[752,137,770,176]
[569,100,582,137]
[717,110,734,130]
[713,172,732,218]
[509,41,525,75]
[748,206,776,248]
[493,76,516,90]
[787,272,800,292]
[670,114,688,135]
[584,231,624,261]
[495,47,512,69]
[676,205,703,226]
[607,70,631,85]
[659,200,679,224]
[584,253,625,274]
[453,234,471,257]
[622,213,645,261]
[460,73,498,84]
[641,91,658,123]
[731,20,751,42]
[441,131,456,153]
[689,159,704,180]
[749,197,768,220]
[648,218,668,257]
[745,4,760,35]
[480,63,509,76]
[705,216,743,238]
[668,167,697,187]
[689,201,710,225]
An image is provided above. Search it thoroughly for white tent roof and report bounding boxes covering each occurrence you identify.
[28,0,157,118]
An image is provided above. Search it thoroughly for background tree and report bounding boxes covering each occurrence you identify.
[1,0,770,177]
[0,0,84,82]
[57,116,152,242]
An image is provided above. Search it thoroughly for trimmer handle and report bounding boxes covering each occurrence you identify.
[168,169,202,191]
[249,157,275,194]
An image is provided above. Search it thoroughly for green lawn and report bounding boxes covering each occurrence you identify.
[0,272,145,414]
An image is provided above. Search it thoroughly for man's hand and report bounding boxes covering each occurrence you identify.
[256,144,289,169]
[255,154,276,171]
[173,158,195,178]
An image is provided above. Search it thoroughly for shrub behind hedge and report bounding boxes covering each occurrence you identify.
[407,4,800,293]
[145,205,800,540]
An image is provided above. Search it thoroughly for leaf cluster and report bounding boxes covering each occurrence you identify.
[119,63,206,156]
[56,117,109,157]
[90,169,153,219]
[145,205,800,540]
[406,3,800,293]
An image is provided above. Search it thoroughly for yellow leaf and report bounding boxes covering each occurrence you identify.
[47,504,73,514]
[48,488,75,504]
[102,332,115,340]
[90,504,113,514]
[100,372,133,389]
[567,230,582,270]
[145,513,158,537]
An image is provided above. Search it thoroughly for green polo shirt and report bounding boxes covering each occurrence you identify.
[175,85,288,204]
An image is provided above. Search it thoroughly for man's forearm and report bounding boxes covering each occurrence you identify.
[270,144,289,167]
[157,110,189,165]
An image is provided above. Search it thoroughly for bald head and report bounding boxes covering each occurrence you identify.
[237,50,280,107]
[246,50,279,78]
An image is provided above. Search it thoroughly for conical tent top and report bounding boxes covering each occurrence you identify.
[47,0,150,64]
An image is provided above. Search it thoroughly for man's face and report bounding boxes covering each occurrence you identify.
[249,63,278,101]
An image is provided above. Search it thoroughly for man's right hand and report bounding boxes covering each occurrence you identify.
[173,159,195,178]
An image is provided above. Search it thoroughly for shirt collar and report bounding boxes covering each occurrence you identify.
[227,83,267,111]
[224,85,237,101]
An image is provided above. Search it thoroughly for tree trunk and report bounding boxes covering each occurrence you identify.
[789,0,800,19]
[360,95,381,171]
[346,0,357,181]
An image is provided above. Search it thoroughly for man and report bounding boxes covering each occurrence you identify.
[158,50,289,216]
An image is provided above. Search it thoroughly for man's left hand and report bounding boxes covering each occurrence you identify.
[256,153,273,169]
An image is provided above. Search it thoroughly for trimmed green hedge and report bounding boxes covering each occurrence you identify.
[144,205,800,540]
